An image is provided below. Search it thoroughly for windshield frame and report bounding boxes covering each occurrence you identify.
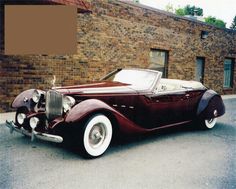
[101,68,162,92]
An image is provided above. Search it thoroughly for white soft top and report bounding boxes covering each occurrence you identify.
[157,78,206,92]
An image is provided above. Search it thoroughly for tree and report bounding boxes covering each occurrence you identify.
[193,7,203,16]
[174,5,226,28]
[175,5,203,16]
[230,16,236,30]
[205,16,226,28]
[175,8,185,16]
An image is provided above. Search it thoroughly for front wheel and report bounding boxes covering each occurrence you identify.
[80,114,113,158]
[200,118,217,129]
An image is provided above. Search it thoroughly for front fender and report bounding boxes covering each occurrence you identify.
[197,90,225,119]
[65,99,154,134]
[65,99,115,123]
[12,89,35,110]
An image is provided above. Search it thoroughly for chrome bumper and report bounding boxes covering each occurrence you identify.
[5,120,63,143]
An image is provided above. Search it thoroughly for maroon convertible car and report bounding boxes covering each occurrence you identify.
[5,68,225,158]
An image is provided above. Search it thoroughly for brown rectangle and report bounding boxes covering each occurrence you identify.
[5,5,77,55]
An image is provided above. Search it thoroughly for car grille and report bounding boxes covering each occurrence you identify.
[46,90,63,120]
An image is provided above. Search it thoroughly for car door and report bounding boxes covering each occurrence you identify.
[136,90,190,129]
[106,94,137,122]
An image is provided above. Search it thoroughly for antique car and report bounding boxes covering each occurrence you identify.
[5,68,225,158]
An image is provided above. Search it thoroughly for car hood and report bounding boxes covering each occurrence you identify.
[52,81,138,95]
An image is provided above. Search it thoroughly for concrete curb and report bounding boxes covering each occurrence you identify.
[0,112,15,124]
[221,95,236,100]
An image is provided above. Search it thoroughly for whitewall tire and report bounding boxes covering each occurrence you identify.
[202,118,217,129]
[82,114,112,158]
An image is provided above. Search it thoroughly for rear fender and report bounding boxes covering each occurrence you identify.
[197,90,225,119]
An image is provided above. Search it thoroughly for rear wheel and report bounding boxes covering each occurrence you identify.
[200,118,217,129]
[79,114,113,158]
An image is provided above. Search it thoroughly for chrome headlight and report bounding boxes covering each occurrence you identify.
[29,117,39,129]
[32,90,42,103]
[17,113,26,125]
[63,96,75,112]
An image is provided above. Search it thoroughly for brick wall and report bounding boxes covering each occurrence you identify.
[50,0,91,10]
[0,0,236,112]
[0,4,4,54]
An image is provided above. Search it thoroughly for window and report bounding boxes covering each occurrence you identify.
[195,57,205,83]
[224,58,234,88]
[149,49,168,78]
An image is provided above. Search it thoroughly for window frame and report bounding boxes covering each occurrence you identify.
[223,58,235,88]
[195,57,205,84]
[149,49,168,78]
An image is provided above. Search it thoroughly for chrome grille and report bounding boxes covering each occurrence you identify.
[46,90,63,120]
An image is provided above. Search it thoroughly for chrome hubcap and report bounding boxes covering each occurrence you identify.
[205,118,217,129]
[207,119,213,124]
[89,123,106,149]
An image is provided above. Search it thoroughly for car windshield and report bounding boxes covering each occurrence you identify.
[102,69,161,90]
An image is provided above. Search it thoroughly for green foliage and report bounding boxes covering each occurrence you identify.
[230,16,236,30]
[175,8,185,16]
[175,5,203,16]
[174,5,226,28]
[205,16,226,28]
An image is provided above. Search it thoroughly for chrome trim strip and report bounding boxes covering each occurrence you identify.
[5,120,63,143]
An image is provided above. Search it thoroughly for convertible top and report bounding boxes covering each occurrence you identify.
[157,79,206,92]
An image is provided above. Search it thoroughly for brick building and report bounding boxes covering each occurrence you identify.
[0,0,236,112]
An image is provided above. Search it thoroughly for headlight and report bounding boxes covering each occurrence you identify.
[63,96,75,112]
[29,117,39,129]
[32,90,41,103]
[17,113,26,125]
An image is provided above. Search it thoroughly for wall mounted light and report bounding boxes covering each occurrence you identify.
[201,31,209,39]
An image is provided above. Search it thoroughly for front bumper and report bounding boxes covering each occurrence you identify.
[5,120,63,143]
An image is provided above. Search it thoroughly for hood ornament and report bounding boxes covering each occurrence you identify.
[51,75,56,88]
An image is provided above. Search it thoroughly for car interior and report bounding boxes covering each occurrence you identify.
[156,79,205,93]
